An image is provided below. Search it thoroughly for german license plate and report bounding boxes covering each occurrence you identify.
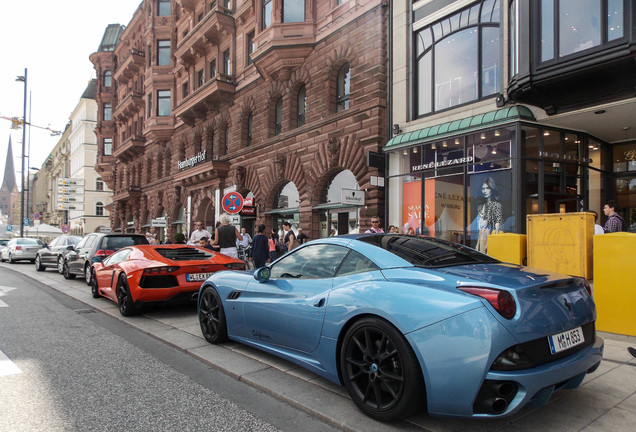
[548,326,584,354]
[186,272,212,282]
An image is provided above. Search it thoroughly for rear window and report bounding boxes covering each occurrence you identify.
[102,236,149,250]
[17,238,43,246]
[156,247,214,261]
[358,234,498,268]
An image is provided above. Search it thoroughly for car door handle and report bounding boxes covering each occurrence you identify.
[313,298,325,308]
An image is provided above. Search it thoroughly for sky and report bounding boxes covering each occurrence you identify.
[0,0,142,187]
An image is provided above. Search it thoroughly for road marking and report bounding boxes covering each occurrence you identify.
[0,349,22,376]
[0,299,7,307]
[0,285,17,307]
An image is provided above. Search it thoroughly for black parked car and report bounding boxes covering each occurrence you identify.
[63,233,149,284]
[34,235,82,273]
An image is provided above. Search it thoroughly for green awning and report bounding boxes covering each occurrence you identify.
[263,207,299,215]
[384,105,536,151]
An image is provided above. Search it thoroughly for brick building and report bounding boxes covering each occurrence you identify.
[90,0,388,241]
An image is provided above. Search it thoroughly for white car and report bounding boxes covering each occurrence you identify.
[1,238,44,263]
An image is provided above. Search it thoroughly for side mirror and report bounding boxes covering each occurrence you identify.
[254,266,271,283]
[66,245,75,251]
[91,256,104,263]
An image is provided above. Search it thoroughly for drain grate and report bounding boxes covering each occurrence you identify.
[74,308,96,314]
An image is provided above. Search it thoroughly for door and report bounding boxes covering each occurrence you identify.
[240,244,349,353]
[95,248,132,301]
[68,234,96,274]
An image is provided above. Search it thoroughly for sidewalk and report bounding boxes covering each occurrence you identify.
[4,262,635,432]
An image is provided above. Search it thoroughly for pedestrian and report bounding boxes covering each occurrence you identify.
[236,227,252,248]
[198,236,215,250]
[211,213,243,258]
[297,227,309,244]
[173,232,186,244]
[365,216,385,233]
[388,225,399,233]
[188,221,212,245]
[282,221,299,252]
[590,211,604,235]
[603,200,627,233]
[269,232,279,262]
[250,224,269,268]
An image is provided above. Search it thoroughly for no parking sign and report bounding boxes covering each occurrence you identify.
[221,192,244,214]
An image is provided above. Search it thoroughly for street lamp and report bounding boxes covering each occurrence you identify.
[16,69,27,237]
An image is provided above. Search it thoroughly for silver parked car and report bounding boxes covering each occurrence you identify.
[1,238,45,263]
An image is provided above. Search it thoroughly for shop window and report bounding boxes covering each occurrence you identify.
[414,0,501,116]
[103,71,112,87]
[157,40,171,66]
[283,0,305,23]
[103,103,112,121]
[540,0,624,62]
[468,170,512,252]
[336,63,350,112]
[157,90,171,116]
[296,85,306,127]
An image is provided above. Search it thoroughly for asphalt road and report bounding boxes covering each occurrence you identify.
[0,266,339,432]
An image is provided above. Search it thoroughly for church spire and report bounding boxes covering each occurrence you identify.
[1,136,17,193]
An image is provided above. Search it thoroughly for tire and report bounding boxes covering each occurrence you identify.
[84,264,92,285]
[90,269,99,298]
[35,255,45,271]
[198,287,228,344]
[340,317,425,422]
[0,255,4,262]
[8,253,14,264]
[57,256,65,274]
[62,261,76,280]
[117,275,137,316]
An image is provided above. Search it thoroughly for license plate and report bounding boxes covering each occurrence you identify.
[186,272,212,282]
[548,326,584,354]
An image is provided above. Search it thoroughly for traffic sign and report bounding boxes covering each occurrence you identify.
[61,224,70,234]
[34,212,40,220]
[57,178,85,186]
[56,203,84,211]
[222,192,244,214]
[24,218,30,226]
[6,225,12,232]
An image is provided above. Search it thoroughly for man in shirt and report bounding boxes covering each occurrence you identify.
[188,221,212,245]
[603,200,627,233]
[364,216,385,233]
[297,227,309,244]
[236,227,252,248]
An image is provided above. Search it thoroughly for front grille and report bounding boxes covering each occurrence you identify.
[139,275,179,288]
[156,248,213,261]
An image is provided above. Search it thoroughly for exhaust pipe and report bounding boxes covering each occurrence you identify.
[491,398,508,414]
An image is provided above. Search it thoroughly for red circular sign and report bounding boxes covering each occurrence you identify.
[222,192,244,214]
[61,224,70,234]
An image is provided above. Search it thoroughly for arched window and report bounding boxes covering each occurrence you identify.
[246,113,253,146]
[296,86,306,127]
[414,0,501,116]
[96,201,104,216]
[103,71,112,87]
[274,97,283,136]
[336,63,350,112]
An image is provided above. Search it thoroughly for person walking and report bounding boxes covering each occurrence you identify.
[603,200,627,233]
[297,227,309,244]
[365,216,385,233]
[250,224,269,268]
[268,232,279,262]
[282,221,298,252]
[211,214,242,258]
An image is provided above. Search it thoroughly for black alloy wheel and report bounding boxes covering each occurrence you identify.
[199,287,228,344]
[62,261,76,280]
[57,256,65,274]
[90,269,99,298]
[117,275,137,316]
[35,255,45,271]
[340,317,425,422]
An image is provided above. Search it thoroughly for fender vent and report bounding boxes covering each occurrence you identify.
[228,291,241,300]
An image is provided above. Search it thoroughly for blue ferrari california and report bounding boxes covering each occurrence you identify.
[198,234,603,421]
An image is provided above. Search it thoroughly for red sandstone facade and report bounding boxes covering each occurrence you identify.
[90,0,387,241]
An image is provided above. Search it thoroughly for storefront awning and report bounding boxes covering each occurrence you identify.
[312,203,359,211]
[384,105,536,151]
[263,207,299,215]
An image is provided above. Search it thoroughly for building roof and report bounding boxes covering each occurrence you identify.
[97,24,125,52]
[1,136,17,193]
[81,79,97,100]
[384,105,536,151]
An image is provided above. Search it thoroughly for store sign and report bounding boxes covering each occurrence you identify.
[239,206,256,216]
[625,149,636,161]
[342,189,365,206]
[152,218,167,227]
[178,150,207,170]
[538,151,591,164]
[412,156,473,172]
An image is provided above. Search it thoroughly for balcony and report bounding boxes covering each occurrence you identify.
[113,135,146,162]
[114,49,145,85]
[173,75,236,125]
[252,23,316,80]
[95,157,115,189]
[174,7,235,66]
[113,185,142,203]
[114,90,144,120]
[173,160,230,187]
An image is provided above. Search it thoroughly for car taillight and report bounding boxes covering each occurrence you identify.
[581,278,592,296]
[458,286,516,319]
[225,262,246,270]
[143,266,179,275]
[15,246,22,251]
[94,250,115,257]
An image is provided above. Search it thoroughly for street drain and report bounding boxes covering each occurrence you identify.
[74,308,96,314]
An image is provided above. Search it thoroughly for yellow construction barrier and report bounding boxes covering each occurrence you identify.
[593,232,636,336]
[526,212,594,279]
[487,233,527,265]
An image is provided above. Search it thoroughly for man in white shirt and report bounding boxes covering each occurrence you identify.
[236,227,252,248]
[188,221,212,245]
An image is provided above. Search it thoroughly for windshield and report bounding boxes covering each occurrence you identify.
[358,234,499,268]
